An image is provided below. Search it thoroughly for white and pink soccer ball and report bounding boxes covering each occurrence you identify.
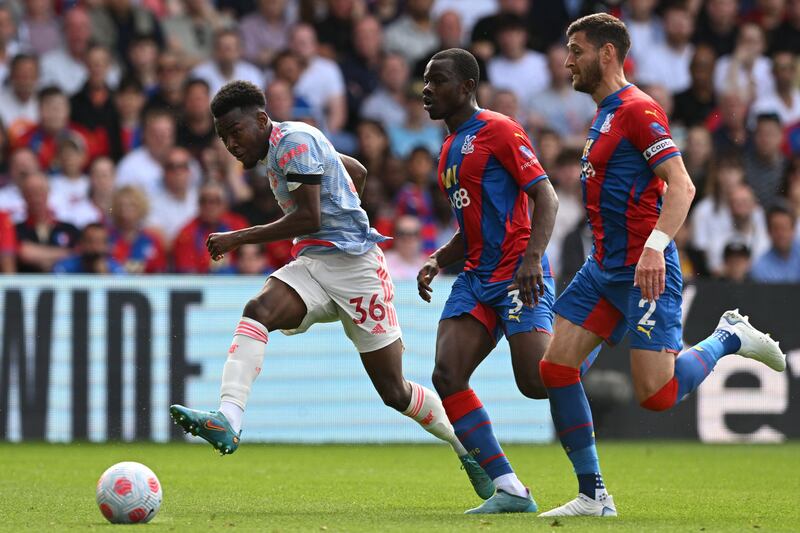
[96,462,162,524]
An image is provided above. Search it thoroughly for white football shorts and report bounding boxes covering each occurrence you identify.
[269,245,402,353]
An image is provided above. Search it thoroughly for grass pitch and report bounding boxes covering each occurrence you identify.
[1,442,798,532]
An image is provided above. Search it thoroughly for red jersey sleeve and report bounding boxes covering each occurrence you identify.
[623,99,681,170]
[0,212,16,255]
[489,116,548,191]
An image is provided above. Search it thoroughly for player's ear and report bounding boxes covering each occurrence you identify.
[463,78,476,97]
[256,110,269,130]
[600,42,615,65]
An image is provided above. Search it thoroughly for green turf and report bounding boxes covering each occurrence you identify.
[1,442,798,532]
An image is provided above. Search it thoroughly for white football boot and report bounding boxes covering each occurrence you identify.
[717,309,786,372]
[539,493,617,517]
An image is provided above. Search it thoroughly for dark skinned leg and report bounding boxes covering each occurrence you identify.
[431,314,495,397]
[242,277,308,331]
[508,331,551,400]
[359,338,412,410]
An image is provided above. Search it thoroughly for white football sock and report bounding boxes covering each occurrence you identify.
[493,473,528,498]
[219,317,268,433]
[219,401,243,433]
[403,382,468,456]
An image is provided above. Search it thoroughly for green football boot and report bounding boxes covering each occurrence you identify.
[459,454,495,500]
[169,404,240,455]
[465,489,538,514]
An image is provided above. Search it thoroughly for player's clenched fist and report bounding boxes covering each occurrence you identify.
[206,231,240,261]
[417,257,440,302]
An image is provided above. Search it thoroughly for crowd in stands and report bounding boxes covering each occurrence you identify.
[0,0,799,286]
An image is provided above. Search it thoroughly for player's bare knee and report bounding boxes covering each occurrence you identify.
[376,381,410,411]
[242,297,273,330]
[431,366,464,398]
[516,377,548,399]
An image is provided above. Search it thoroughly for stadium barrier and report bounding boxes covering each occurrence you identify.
[0,276,797,443]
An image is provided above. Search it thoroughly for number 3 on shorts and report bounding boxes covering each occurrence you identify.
[349,294,386,325]
[507,289,523,315]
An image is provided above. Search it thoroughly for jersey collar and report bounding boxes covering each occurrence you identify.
[599,83,633,108]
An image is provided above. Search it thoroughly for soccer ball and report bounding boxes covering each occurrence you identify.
[96,461,162,524]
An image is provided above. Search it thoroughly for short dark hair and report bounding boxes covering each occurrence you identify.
[567,13,631,64]
[755,113,782,128]
[210,80,266,118]
[723,242,751,260]
[430,48,481,85]
[10,53,37,72]
[183,77,210,94]
[766,201,796,227]
[82,222,107,237]
[116,75,144,94]
[37,85,65,104]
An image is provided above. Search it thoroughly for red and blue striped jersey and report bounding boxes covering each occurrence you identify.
[581,84,681,269]
[437,109,551,282]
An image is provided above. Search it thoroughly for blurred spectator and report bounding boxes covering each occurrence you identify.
[70,44,117,155]
[13,86,98,172]
[361,53,410,129]
[53,222,125,274]
[682,126,714,200]
[559,219,593,286]
[0,147,41,222]
[356,119,397,185]
[172,182,247,274]
[489,88,522,122]
[487,16,549,106]
[434,0,497,40]
[264,79,295,122]
[146,51,189,115]
[147,146,198,247]
[534,128,563,173]
[674,222,709,282]
[315,0,361,60]
[216,0,258,19]
[388,91,443,158]
[41,8,120,96]
[785,157,800,229]
[384,0,438,65]
[692,157,745,256]
[393,146,437,253]
[694,0,740,56]
[176,78,216,160]
[623,0,664,68]
[0,210,16,272]
[636,3,694,93]
[527,44,595,145]
[60,156,116,229]
[719,242,752,282]
[470,0,530,59]
[116,108,176,196]
[240,0,291,69]
[191,29,263,97]
[384,214,427,280]
[751,50,800,127]
[289,24,347,133]
[340,16,383,129]
[771,0,800,54]
[0,6,21,83]
[163,0,232,67]
[50,135,89,215]
[752,203,800,282]
[15,172,79,272]
[705,183,769,274]
[18,0,61,57]
[109,185,166,273]
[111,76,146,161]
[745,113,786,208]
[547,149,584,271]
[97,0,165,62]
[0,54,40,137]
[435,10,464,50]
[126,35,160,95]
[713,23,773,102]
[745,0,786,48]
[199,138,251,204]
[672,45,717,128]
[712,91,751,153]
[236,243,269,275]
[271,50,316,122]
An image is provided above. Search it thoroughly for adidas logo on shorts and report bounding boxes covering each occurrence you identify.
[371,323,387,334]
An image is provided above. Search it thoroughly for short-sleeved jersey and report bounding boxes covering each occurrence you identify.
[581,84,681,269]
[263,121,386,257]
[437,109,552,282]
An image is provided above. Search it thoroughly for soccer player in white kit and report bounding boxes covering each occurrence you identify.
[170,80,495,501]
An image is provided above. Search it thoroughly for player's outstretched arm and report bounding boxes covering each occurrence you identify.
[635,156,696,301]
[510,179,559,306]
[339,153,368,197]
[206,181,322,260]
[417,230,464,302]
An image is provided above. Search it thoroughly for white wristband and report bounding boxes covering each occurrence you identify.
[644,229,670,252]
